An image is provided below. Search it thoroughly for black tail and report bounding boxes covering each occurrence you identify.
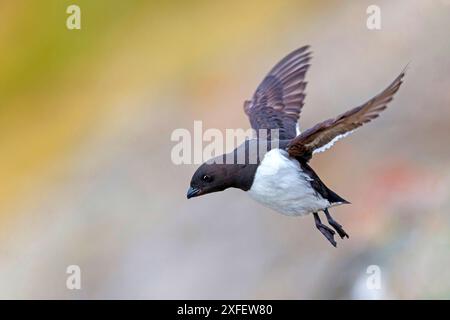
[325,187,350,205]
[299,161,350,205]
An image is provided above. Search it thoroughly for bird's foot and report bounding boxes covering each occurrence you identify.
[328,220,349,239]
[324,208,349,239]
[317,224,337,247]
[313,212,337,247]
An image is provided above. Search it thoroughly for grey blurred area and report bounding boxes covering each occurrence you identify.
[1,0,450,299]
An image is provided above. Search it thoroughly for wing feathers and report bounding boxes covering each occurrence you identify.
[287,69,406,158]
[244,46,312,140]
[268,46,310,75]
[284,81,307,95]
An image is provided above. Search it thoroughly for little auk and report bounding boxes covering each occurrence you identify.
[187,46,405,247]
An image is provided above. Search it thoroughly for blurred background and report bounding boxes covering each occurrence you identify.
[0,0,449,299]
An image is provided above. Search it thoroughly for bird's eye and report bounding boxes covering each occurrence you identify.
[202,175,212,182]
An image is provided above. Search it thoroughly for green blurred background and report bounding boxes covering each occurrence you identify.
[1,0,450,299]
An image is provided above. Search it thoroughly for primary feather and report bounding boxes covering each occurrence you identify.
[287,69,406,159]
[244,46,311,140]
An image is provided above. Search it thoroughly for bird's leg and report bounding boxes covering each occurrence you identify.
[324,208,349,239]
[313,212,337,247]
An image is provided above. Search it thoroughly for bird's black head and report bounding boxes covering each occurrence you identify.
[187,162,236,199]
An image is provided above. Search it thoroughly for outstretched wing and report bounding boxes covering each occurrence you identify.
[288,69,406,159]
[244,46,311,140]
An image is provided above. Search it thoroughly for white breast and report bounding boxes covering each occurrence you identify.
[248,149,330,216]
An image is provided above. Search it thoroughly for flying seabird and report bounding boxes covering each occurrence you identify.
[187,46,405,246]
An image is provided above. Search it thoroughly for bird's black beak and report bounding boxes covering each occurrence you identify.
[187,187,200,199]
